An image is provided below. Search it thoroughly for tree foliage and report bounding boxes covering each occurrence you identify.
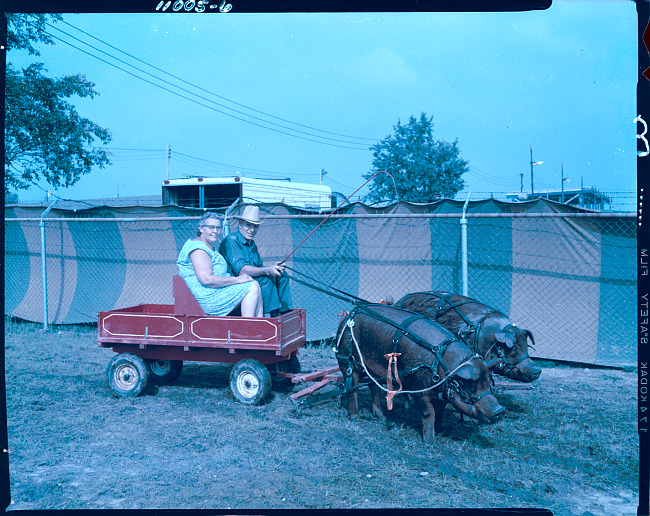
[5,190,19,205]
[5,13,62,55]
[4,14,112,195]
[364,113,468,204]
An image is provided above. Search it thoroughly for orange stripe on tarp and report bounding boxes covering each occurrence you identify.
[4,217,32,314]
[356,216,433,304]
[6,220,43,322]
[6,220,79,324]
[510,217,601,363]
[113,219,179,309]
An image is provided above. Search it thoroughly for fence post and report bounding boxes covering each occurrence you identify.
[460,192,471,296]
[223,197,242,236]
[40,198,59,330]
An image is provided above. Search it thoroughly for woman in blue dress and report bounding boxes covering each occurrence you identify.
[177,212,263,317]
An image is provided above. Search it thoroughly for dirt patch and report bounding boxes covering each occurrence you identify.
[4,319,639,514]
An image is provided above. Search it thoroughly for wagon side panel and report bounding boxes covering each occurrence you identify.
[97,306,187,348]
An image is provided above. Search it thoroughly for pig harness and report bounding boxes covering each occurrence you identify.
[336,304,490,412]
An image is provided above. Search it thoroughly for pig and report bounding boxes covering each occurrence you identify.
[394,292,541,383]
[335,304,505,444]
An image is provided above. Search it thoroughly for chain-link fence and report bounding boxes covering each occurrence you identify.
[4,211,636,366]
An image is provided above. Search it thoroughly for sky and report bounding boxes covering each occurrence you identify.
[7,1,638,210]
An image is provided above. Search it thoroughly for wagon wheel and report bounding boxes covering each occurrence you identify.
[147,359,183,384]
[229,359,272,406]
[270,354,301,390]
[106,353,150,397]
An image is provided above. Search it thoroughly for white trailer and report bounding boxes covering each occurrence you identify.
[162,176,332,211]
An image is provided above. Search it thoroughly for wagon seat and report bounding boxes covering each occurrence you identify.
[172,275,241,317]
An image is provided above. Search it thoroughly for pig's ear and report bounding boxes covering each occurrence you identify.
[525,329,536,348]
[456,364,480,381]
[495,331,514,348]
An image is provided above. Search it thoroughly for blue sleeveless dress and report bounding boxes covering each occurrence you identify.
[177,239,253,316]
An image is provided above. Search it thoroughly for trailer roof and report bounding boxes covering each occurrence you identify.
[162,176,331,193]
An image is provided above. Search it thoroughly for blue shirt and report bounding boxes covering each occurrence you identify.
[219,230,263,276]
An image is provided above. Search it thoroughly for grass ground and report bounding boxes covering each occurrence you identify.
[3,318,639,514]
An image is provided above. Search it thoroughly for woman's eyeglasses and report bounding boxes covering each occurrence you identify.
[201,225,221,232]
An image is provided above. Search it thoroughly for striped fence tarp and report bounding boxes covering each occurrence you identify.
[4,201,636,366]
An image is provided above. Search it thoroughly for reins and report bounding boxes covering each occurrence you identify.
[343,313,481,403]
[283,266,372,306]
[283,267,483,409]
[400,291,529,366]
[282,170,396,263]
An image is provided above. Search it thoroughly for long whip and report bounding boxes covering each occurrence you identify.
[282,170,396,263]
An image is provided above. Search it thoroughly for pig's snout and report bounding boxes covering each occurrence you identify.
[474,395,506,424]
[496,357,542,383]
[528,363,542,380]
[491,403,506,420]
[513,359,542,382]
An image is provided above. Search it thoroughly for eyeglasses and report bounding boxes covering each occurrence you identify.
[201,224,221,232]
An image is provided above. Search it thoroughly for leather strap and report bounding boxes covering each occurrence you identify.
[383,352,403,410]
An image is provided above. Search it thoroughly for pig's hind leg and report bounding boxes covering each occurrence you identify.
[432,399,446,434]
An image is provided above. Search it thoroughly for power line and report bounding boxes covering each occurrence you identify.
[36,20,373,150]
[324,176,359,192]
[172,151,323,179]
[60,19,378,145]
[100,147,165,152]
[93,146,325,181]
[466,166,520,187]
[7,175,105,209]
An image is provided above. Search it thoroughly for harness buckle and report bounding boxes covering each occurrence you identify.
[345,376,354,393]
[496,347,513,370]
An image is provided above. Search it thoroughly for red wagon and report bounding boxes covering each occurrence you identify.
[98,276,307,405]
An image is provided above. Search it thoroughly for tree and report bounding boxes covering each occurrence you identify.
[363,113,468,204]
[4,14,112,196]
[5,190,19,205]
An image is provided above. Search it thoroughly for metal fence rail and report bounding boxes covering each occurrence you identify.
[4,211,636,366]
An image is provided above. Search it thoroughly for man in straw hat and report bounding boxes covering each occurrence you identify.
[219,205,292,317]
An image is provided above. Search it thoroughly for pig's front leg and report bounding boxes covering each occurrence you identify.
[370,383,385,419]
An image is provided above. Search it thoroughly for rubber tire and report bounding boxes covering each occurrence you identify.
[229,359,272,406]
[147,359,183,384]
[107,353,150,397]
[271,354,301,389]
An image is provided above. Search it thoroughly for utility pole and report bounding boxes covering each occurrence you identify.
[530,145,534,197]
[166,144,171,180]
[561,163,567,203]
[530,145,543,198]
[320,168,327,185]
[519,173,523,193]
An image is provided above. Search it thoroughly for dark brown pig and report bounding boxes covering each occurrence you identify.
[394,292,541,382]
[335,304,505,444]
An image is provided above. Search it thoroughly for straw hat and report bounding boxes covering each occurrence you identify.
[235,205,261,225]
